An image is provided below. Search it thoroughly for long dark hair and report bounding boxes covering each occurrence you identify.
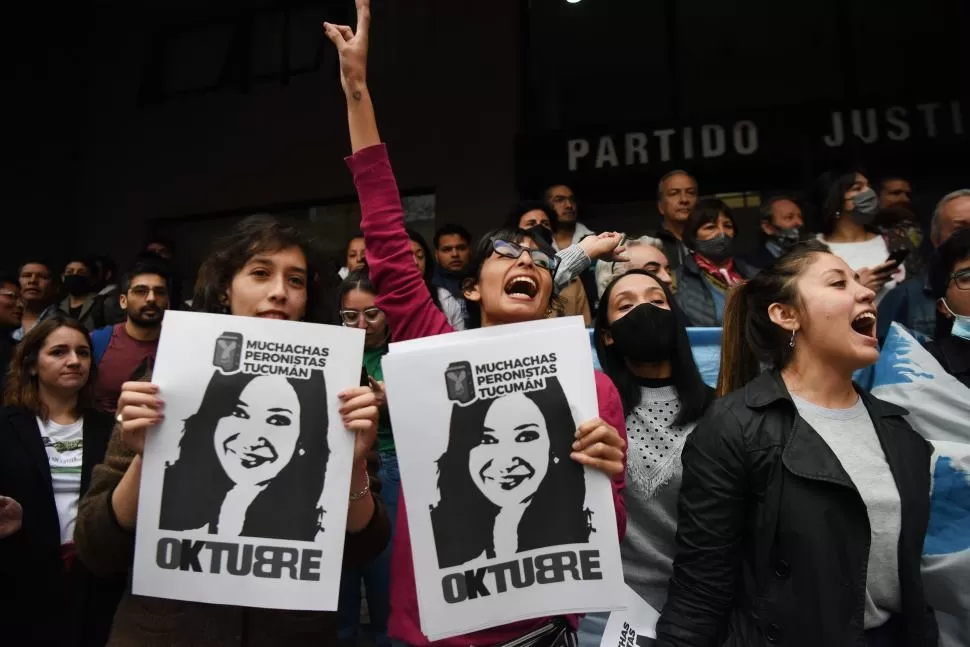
[462,226,559,329]
[814,168,868,236]
[158,369,329,540]
[406,228,442,311]
[717,240,833,396]
[431,376,589,568]
[3,314,97,420]
[594,270,711,425]
[192,215,339,325]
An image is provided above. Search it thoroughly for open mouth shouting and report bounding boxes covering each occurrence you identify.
[850,310,877,343]
[222,434,279,469]
[504,275,539,301]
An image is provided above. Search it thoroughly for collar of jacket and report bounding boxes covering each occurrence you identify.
[743,369,908,417]
[744,370,910,488]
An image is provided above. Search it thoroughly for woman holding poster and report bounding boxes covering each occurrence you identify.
[323,3,627,646]
[656,241,937,647]
[73,215,390,646]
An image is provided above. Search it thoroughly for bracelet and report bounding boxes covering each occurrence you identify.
[349,470,371,502]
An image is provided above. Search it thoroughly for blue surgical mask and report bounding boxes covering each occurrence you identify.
[942,299,970,341]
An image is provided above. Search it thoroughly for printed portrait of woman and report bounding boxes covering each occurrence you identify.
[158,369,329,541]
[431,376,591,568]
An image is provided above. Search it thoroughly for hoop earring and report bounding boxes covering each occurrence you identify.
[789,329,797,348]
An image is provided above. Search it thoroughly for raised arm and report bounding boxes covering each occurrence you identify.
[325,0,452,342]
[554,232,628,292]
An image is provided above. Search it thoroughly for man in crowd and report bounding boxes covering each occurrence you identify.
[0,272,23,393]
[545,183,600,309]
[878,188,970,339]
[143,236,184,308]
[434,224,471,275]
[94,255,124,324]
[879,175,913,209]
[745,195,805,270]
[144,236,175,260]
[14,259,58,340]
[91,258,171,412]
[59,258,110,330]
[432,224,472,329]
[652,170,698,270]
[545,183,593,252]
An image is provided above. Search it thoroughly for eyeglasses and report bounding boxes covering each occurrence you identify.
[491,239,558,272]
[129,286,168,298]
[340,307,384,326]
[549,195,576,206]
[951,268,970,290]
[0,290,19,300]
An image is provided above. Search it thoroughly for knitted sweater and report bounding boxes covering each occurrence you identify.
[621,385,696,612]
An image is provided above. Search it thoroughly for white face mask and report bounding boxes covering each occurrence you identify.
[941,299,970,341]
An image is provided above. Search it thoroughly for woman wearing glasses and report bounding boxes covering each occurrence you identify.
[926,229,970,387]
[323,4,627,646]
[336,268,399,647]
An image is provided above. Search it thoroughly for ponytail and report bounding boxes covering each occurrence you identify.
[716,283,761,397]
[715,239,832,397]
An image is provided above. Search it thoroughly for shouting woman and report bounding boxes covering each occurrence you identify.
[73,215,390,646]
[656,240,937,647]
[323,3,627,645]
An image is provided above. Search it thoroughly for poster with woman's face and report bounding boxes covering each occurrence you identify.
[131,311,365,611]
[383,317,625,640]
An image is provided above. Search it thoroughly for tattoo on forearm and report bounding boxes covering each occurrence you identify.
[352,90,362,102]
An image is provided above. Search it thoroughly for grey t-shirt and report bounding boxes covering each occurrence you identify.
[792,394,901,629]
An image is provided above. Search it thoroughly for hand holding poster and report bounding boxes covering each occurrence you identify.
[383,317,625,640]
[131,311,365,611]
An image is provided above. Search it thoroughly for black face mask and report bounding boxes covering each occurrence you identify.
[693,233,735,263]
[62,275,91,297]
[608,302,676,363]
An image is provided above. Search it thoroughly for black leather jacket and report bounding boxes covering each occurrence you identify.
[656,371,938,647]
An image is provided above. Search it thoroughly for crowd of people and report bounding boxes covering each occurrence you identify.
[1,1,968,646]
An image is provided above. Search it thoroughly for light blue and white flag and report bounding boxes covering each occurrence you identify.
[858,324,970,647]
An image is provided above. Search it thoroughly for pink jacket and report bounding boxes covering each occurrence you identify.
[348,143,627,647]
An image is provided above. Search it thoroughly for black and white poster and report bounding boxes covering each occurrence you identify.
[600,585,660,647]
[382,317,625,640]
[131,311,365,610]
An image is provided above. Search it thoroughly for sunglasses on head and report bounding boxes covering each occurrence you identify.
[339,307,384,326]
[491,239,558,272]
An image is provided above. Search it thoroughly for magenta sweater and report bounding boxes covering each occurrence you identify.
[347,143,628,647]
